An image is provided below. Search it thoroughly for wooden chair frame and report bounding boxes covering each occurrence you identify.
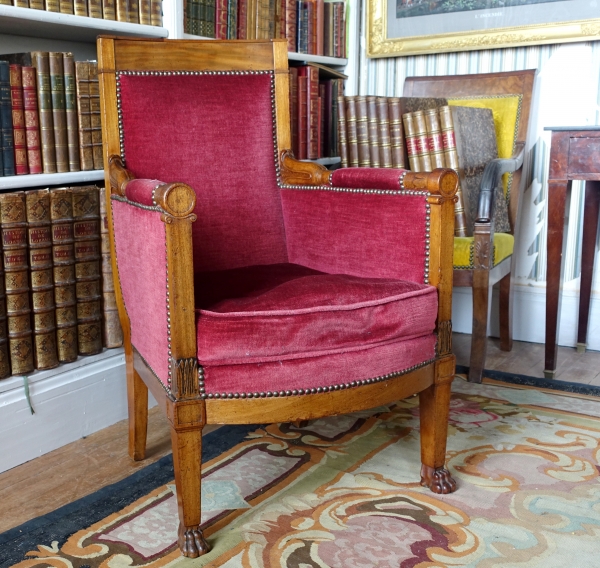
[404,70,536,383]
[98,37,458,558]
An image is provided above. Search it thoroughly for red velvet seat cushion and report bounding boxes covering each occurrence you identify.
[195,263,438,366]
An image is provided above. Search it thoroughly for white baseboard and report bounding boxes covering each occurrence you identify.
[0,349,156,474]
[452,283,600,351]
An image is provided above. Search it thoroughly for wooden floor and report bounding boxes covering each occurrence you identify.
[1,332,599,535]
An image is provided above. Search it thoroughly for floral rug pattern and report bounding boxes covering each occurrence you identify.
[12,379,600,567]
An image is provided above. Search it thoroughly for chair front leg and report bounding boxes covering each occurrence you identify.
[499,271,513,352]
[419,356,457,494]
[127,352,148,461]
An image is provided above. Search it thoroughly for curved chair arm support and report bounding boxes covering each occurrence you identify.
[476,142,525,223]
[280,150,332,186]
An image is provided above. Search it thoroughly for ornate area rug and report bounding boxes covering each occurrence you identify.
[3,378,600,567]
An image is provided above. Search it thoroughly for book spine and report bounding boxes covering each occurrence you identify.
[88,62,103,171]
[26,189,59,371]
[13,0,29,5]
[321,79,331,157]
[59,0,74,12]
[74,0,88,15]
[307,66,319,159]
[9,64,28,176]
[50,187,78,363]
[284,0,295,50]
[139,0,151,24]
[305,0,314,53]
[150,0,162,25]
[215,0,228,39]
[128,0,141,22]
[21,67,42,175]
[115,0,127,20]
[439,105,469,237]
[103,0,116,19]
[424,107,445,169]
[297,74,307,160]
[329,79,340,159]
[72,186,103,356]
[354,95,370,167]
[1,192,34,376]
[315,0,324,55]
[0,219,9,379]
[366,95,380,168]
[29,0,45,8]
[237,0,247,38]
[402,111,420,172]
[99,187,123,349]
[336,95,347,166]
[289,68,299,158]
[227,0,237,38]
[0,62,15,177]
[344,95,359,167]
[323,1,333,57]
[412,110,432,172]
[75,62,93,172]
[45,0,60,10]
[88,0,103,17]
[32,52,56,174]
[63,54,81,173]
[48,52,69,174]
[205,0,215,37]
[375,97,392,168]
[388,97,405,169]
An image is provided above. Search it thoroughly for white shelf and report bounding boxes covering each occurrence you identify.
[302,157,341,166]
[0,169,104,190]
[0,5,168,42]
[288,52,347,67]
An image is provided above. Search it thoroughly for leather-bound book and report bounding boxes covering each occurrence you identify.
[26,190,59,371]
[139,0,152,24]
[88,62,103,171]
[72,186,102,356]
[411,110,432,172]
[31,52,57,174]
[300,65,320,159]
[215,0,228,39]
[0,222,9,379]
[375,97,392,168]
[9,64,28,175]
[1,192,34,376]
[388,98,405,169]
[150,0,162,25]
[128,0,141,22]
[74,61,94,171]
[102,0,116,18]
[424,107,445,169]
[329,78,342,159]
[74,0,88,15]
[344,95,359,167]
[22,67,42,175]
[227,0,237,38]
[116,0,127,21]
[50,187,78,363]
[237,0,247,38]
[283,0,295,50]
[29,0,44,8]
[13,0,29,5]
[297,74,307,159]
[60,0,74,12]
[62,54,80,173]
[0,61,15,176]
[366,95,380,168]
[323,1,333,57]
[99,187,123,348]
[45,0,60,11]
[88,0,103,18]
[289,67,299,158]
[354,95,370,167]
[402,112,420,172]
[48,52,69,173]
[336,95,348,167]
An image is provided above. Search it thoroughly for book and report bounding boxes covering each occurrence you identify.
[216,0,228,38]
[74,0,88,14]
[337,94,348,167]
[150,0,162,24]
[99,187,123,348]
[0,230,9,380]
[88,62,103,170]
[75,61,94,171]
[72,186,103,356]
[366,95,380,168]
[31,52,57,174]
[128,0,141,22]
[0,61,15,176]
[48,52,69,173]
[45,0,60,10]
[59,0,74,12]
[284,0,295,51]
[26,190,59,371]
[423,107,445,169]
[63,53,81,173]
[410,110,433,172]
[344,95,359,167]
[375,97,393,168]
[297,74,307,159]
[354,96,370,167]
[1,192,35,376]
[227,0,238,38]
[21,67,43,175]
[102,0,116,17]
[50,187,78,363]
[388,98,405,169]
[402,111,420,171]
[9,64,28,175]
[289,67,299,158]
[140,0,152,24]
[116,0,127,20]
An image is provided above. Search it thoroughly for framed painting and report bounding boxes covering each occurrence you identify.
[367,0,600,58]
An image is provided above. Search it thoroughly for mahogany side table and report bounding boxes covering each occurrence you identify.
[544,126,600,378]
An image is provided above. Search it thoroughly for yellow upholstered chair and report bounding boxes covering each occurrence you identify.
[404,70,537,382]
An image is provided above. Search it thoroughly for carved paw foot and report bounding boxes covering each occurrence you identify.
[178,524,210,558]
[420,464,457,494]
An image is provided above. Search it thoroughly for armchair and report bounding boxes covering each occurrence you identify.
[404,70,537,383]
[98,37,459,558]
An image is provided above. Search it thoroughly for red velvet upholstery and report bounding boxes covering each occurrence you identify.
[330,167,408,190]
[118,73,288,272]
[125,178,164,207]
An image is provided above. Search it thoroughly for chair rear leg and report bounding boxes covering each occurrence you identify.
[499,272,513,352]
[469,269,490,383]
[419,358,456,494]
[127,353,148,461]
[171,424,210,558]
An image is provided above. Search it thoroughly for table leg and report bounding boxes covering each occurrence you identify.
[544,179,569,378]
[577,180,600,352]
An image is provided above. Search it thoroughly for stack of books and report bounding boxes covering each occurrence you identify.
[0,53,103,177]
[0,184,123,381]
[185,0,346,58]
[3,0,163,26]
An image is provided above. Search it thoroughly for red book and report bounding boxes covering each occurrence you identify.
[21,66,43,175]
[237,0,247,38]
[284,0,296,51]
[315,0,324,56]
[306,0,314,54]
[216,0,228,39]
[289,67,299,158]
[9,64,28,175]
[317,95,322,158]
[298,65,319,159]
[297,74,308,160]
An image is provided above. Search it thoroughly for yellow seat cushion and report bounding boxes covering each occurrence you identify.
[454,233,514,269]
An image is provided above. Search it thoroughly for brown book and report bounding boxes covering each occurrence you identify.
[74,0,88,15]
[88,62,103,171]
[63,53,81,173]
[139,0,151,22]
[150,0,162,25]
[289,68,299,158]
[29,0,44,8]
[336,95,348,167]
[424,107,445,169]
[297,74,307,160]
[72,186,103,356]
[388,98,405,169]
[1,192,35,376]
[50,187,78,363]
[354,96,370,167]
[284,0,295,50]
[75,62,94,171]
[297,66,319,160]
[345,95,359,167]
[0,222,9,379]
[402,112,420,172]
[128,0,140,22]
[88,0,103,17]
[103,0,116,18]
[45,0,60,10]
[9,64,28,175]
[22,67,42,175]
[116,0,127,21]
[31,52,57,174]
[26,190,59,371]
[375,97,392,168]
[48,52,69,173]
[411,110,433,172]
[99,187,123,349]
[366,95,380,168]
[60,0,74,12]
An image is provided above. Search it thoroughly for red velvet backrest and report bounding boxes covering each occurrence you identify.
[118,72,288,271]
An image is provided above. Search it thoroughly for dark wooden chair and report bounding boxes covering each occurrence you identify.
[98,37,459,558]
[404,70,537,383]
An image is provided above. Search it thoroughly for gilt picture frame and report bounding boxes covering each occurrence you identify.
[367,0,600,58]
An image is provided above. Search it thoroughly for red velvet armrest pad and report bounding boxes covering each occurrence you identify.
[280,188,429,283]
[124,178,166,207]
[330,168,408,190]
